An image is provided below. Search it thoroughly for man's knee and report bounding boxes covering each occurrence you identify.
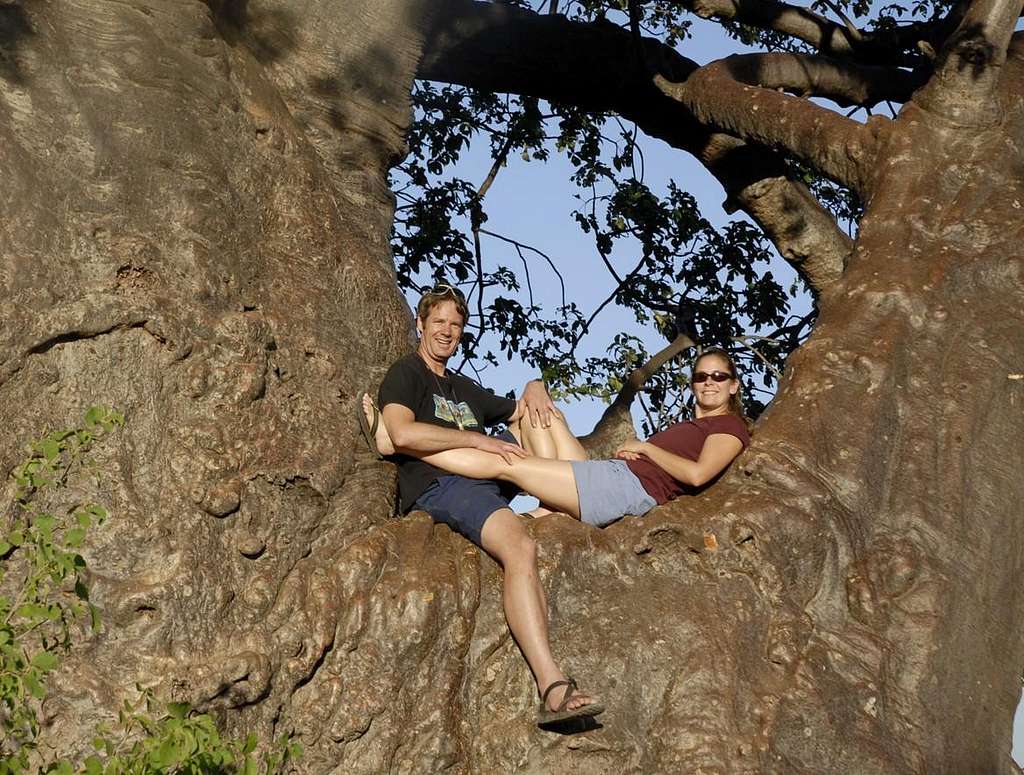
[482,510,537,565]
[504,521,537,566]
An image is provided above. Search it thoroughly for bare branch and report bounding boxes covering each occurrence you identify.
[421,0,854,293]
[717,52,925,108]
[701,135,850,289]
[670,0,959,67]
[677,0,859,54]
[817,0,864,44]
[654,56,881,193]
[732,335,783,380]
[914,0,1024,124]
[470,130,517,332]
[569,252,649,359]
[477,228,567,306]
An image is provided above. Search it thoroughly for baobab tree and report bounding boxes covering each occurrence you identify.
[0,0,1022,773]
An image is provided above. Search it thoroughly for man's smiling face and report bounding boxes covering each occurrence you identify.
[416,299,465,367]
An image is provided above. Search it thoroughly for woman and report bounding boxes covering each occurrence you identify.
[366,348,751,527]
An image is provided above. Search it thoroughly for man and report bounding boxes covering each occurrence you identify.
[368,283,603,725]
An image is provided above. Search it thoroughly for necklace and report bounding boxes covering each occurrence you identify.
[420,354,464,431]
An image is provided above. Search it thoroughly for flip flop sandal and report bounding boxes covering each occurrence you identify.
[356,391,383,459]
[537,677,605,725]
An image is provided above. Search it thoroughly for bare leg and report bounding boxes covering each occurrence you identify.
[480,508,599,714]
[421,449,582,519]
[508,410,588,462]
[364,395,583,518]
[507,411,587,516]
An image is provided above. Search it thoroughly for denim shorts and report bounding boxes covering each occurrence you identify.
[570,459,657,527]
[414,475,511,548]
[413,430,519,547]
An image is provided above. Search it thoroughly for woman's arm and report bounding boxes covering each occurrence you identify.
[616,433,744,487]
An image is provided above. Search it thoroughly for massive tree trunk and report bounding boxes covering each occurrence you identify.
[1,1,1022,774]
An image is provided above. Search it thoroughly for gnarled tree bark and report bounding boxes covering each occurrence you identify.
[1,0,1023,773]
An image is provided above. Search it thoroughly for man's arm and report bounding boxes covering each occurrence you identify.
[615,434,743,487]
[381,403,527,464]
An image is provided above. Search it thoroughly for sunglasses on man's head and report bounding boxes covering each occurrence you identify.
[429,283,466,300]
[692,370,734,384]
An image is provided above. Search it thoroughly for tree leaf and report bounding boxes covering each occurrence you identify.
[242,732,258,755]
[24,670,46,699]
[166,701,190,719]
[31,651,59,671]
[64,528,86,548]
[41,439,60,461]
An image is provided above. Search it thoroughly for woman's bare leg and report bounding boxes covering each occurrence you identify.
[506,411,587,516]
[363,395,581,517]
[421,448,583,519]
[508,411,588,462]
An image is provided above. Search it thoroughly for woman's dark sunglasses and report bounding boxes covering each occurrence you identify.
[429,283,465,300]
[692,370,734,384]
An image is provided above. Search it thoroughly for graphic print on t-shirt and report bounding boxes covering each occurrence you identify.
[433,394,479,428]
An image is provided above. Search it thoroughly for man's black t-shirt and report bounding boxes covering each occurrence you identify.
[378,353,517,512]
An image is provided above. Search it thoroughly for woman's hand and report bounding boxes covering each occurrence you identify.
[615,438,648,460]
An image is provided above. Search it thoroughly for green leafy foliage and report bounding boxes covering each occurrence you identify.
[0,409,299,775]
[72,687,301,775]
[508,0,693,46]
[0,407,124,773]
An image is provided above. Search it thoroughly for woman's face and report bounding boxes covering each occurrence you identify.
[691,354,739,415]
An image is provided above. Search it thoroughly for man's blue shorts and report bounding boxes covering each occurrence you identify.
[413,430,519,548]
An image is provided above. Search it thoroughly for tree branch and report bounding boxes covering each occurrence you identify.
[817,0,864,44]
[913,0,1024,124]
[669,0,962,68]
[579,333,695,458]
[700,134,850,289]
[678,0,862,55]
[654,56,881,193]
[421,0,853,293]
[470,128,517,334]
[716,52,926,108]
[477,228,567,307]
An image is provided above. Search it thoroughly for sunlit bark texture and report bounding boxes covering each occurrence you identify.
[1,0,1023,773]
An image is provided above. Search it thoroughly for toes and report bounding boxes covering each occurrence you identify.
[545,685,596,712]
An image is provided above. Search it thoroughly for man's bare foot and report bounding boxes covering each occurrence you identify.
[544,682,596,712]
[362,393,395,456]
[537,677,604,724]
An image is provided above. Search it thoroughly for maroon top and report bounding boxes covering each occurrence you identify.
[626,414,750,504]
